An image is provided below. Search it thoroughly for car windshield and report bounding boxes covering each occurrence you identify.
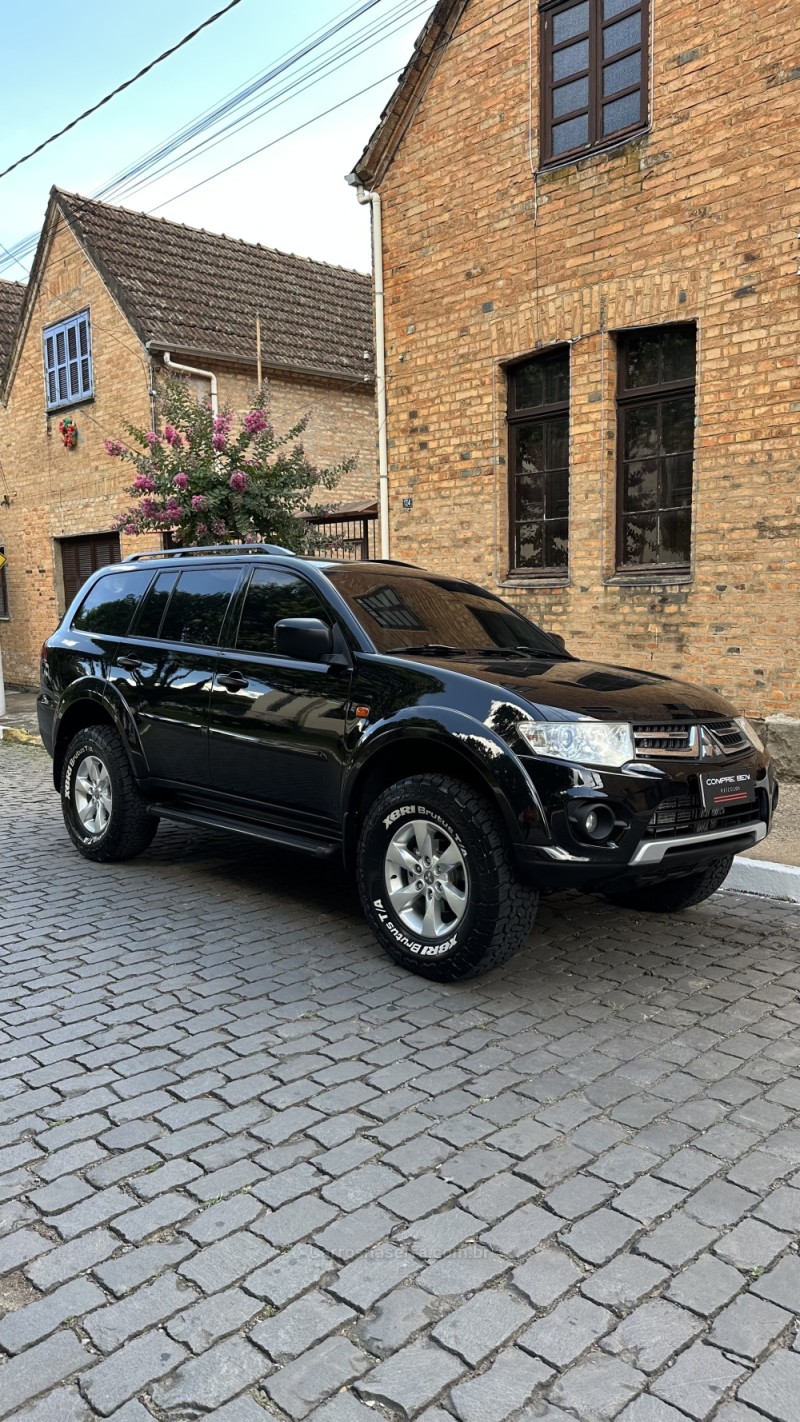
[323,567,571,659]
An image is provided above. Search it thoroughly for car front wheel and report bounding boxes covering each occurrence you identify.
[61,725,158,863]
[602,855,734,913]
[356,773,538,981]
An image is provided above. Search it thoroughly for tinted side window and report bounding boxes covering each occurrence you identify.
[135,570,180,639]
[160,568,240,647]
[235,569,330,656]
[71,570,153,636]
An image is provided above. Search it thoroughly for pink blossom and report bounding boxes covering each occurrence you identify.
[145,431,160,447]
[123,523,136,536]
[104,438,125,457]
[140,498,160,518]
[173,472,189,490]
[191,494,207,511]
[166,497,181,514]
[212,433,227,452]
[243,408,268,436]
[195,523,208,537]
[229,470,248,492]
[211,519,228,538]
[163,424,183,448]
[213,413,233,436]
[134,474,156,493]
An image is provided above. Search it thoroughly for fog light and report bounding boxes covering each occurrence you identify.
[571,802,616,843]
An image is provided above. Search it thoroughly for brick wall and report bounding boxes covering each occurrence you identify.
[375,0,800,720]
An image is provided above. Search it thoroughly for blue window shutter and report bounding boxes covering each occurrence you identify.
[43,311,93,411]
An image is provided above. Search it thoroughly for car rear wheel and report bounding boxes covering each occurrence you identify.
[356,773,538,981]
[602,855,733,912]
[61,725,158,862]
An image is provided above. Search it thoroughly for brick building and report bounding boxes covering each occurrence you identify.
[351,0,800,761]
[0,188,376,687]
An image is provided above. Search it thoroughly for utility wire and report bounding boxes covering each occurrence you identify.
[0,0,245,182]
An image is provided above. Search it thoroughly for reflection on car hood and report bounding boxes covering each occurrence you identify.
[399,650,738,722]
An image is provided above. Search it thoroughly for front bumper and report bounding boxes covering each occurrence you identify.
[513,749,776,891]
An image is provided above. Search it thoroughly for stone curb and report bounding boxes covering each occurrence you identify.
[723,856,800,905]
[0,725,44,747]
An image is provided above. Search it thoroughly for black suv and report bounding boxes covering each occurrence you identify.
[39,545,777,980]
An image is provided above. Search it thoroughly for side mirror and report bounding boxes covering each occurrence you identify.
[549,633,567,652]
[274,617,333,662]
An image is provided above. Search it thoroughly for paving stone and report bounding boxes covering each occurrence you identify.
[94,1239,195,1297]
[179,1231,276,1294]
[0,1225,54,1274]
[727,1150,792,1194]
[751,1251,800,1310]
[418,1245,508,1297]
[654,1147,721,1189]
[182,1194,262,1244]
[448,1346,554,1422]
[547,1355,646,1421]
[480,1203,561,1259]
[399,1207,480,1261]
[254,1195,338,1247]
[80,1329,188,1417]
[26,1228,117,1289]
[267,1336,372,1420]
[513,1247,583,1307]
[713,1218,791,1271]
[609,1176,687,1225]
[128,1157,201,1200]
[0,1276,105,1353]
[10,1385,93,1422]
[0,1331,93,1420]
[321,1162,404,1212]
[29,1174,95,1213]
[150,1335,268,1412]
[651,1341,747,1419]
[755,1185,800,1233]
[245,1242,334,1306]
[713,1405,774,1422]
[356,1285,447,1357]
[112,1191,195,1242]
[560,1207,640,1265]
[308,1396,395,1422]
[383,1134,453,1177]
[486,1120,557,1159]
[84,1272,198,1352]
[616,1394,689,1420]
[582,1254,670,1311]
[738,1349,800,1422]
[383,1172,461,1221]
[86,1148,162,1189]
[32,1139,108,1183]
[204,1397,276,1422]
[637,1213,718,1268]
[519,1296,614,1368]
[355,1338,465,1416]
[545,1173,614,1220]
[330,1244,419,1309]
[708,1292,792,1360]
[167,1285,263,1353]
[251,1290,354,1363]
[666,1253,746,1315]
[602,1298,703,1372]
[684,1178,759,1227]
[433,1289,531,1366]
[315,1204,393,1262]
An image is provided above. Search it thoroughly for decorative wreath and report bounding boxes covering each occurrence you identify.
[58,416,78,449]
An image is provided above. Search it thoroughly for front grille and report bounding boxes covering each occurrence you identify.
[704,718,750,756]
[633,723,697,758]
[645,791,763,840]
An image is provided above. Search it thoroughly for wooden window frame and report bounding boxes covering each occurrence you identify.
[507,347,571,579]
[615,324,697,574]
[540,0,649,168]
[43,309,94,412]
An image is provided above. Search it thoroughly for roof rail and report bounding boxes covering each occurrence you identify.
[123,543,294,562]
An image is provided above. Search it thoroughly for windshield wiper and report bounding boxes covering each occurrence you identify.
[463,645,572,661]
[388,644,467,656]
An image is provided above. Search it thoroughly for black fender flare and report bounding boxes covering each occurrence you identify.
[52,678,146,788]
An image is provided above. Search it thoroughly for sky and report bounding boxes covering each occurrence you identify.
[0,0,432,279]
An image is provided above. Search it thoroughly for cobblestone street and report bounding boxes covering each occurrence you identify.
[2,739,800,1421]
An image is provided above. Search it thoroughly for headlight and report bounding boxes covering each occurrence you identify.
[518,720,634,768]
[735,717,765,753]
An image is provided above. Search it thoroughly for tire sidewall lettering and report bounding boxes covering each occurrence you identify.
[63,740,109,847]
[372,798,471,959]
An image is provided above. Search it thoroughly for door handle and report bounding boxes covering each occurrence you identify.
[218,671,249,691]
[118,655,143,670]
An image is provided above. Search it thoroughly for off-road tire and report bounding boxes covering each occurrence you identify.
[602,854,734,913]
[357,773,538,981]
[61,725,158,863]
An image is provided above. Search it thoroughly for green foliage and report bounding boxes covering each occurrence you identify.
[107,377,352,550]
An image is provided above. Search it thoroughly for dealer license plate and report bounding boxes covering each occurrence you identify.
[698,769,756,812]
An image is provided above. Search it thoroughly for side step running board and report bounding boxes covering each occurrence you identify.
[147,803,340,860]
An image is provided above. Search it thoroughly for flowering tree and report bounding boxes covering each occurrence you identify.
[107,377,352,550]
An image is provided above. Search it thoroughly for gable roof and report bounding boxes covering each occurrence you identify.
[351,0,468,188]
[0,280,26,382]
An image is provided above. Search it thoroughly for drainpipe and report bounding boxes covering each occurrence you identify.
[162,351,218,417]
[348,178,389,559]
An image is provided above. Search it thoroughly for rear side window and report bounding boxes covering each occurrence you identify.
[233,568,330,656]
[159,568,240,646]
[134,570,180,639]
[71,570,153,636]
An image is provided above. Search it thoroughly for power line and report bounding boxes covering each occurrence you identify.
[0,0,245,183]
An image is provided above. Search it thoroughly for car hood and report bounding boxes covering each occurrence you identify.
[397,651,739,722]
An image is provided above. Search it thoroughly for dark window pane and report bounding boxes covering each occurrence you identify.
[136,570,179,638]
[604,0,636,15]
[553,38,589,79]
[72,570,152,635]
[514,361,544,411]
[603,90,641,133]
[516,522,544,568]
[553,75,589,117]
[604,11,641,56]
[659,509,691,563]
[544,520,570,568]
[623,333,662,388]
[603,51,640,95]
[660,397,695,455]
[544,352,570,404]
[516,425,545,475]
[161,568,239,647]
[552,113,589,154]
[622,513,658,564]
[546,469,570,520]
[623,457,658,511]
[624,404,659,460]
[661,326,697,382]
[235,570,329,655]
[517,472,545,519]
[513,349,568,411]
[661,453,693,508]
[553,1,589,43]
[545,416,569,470]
